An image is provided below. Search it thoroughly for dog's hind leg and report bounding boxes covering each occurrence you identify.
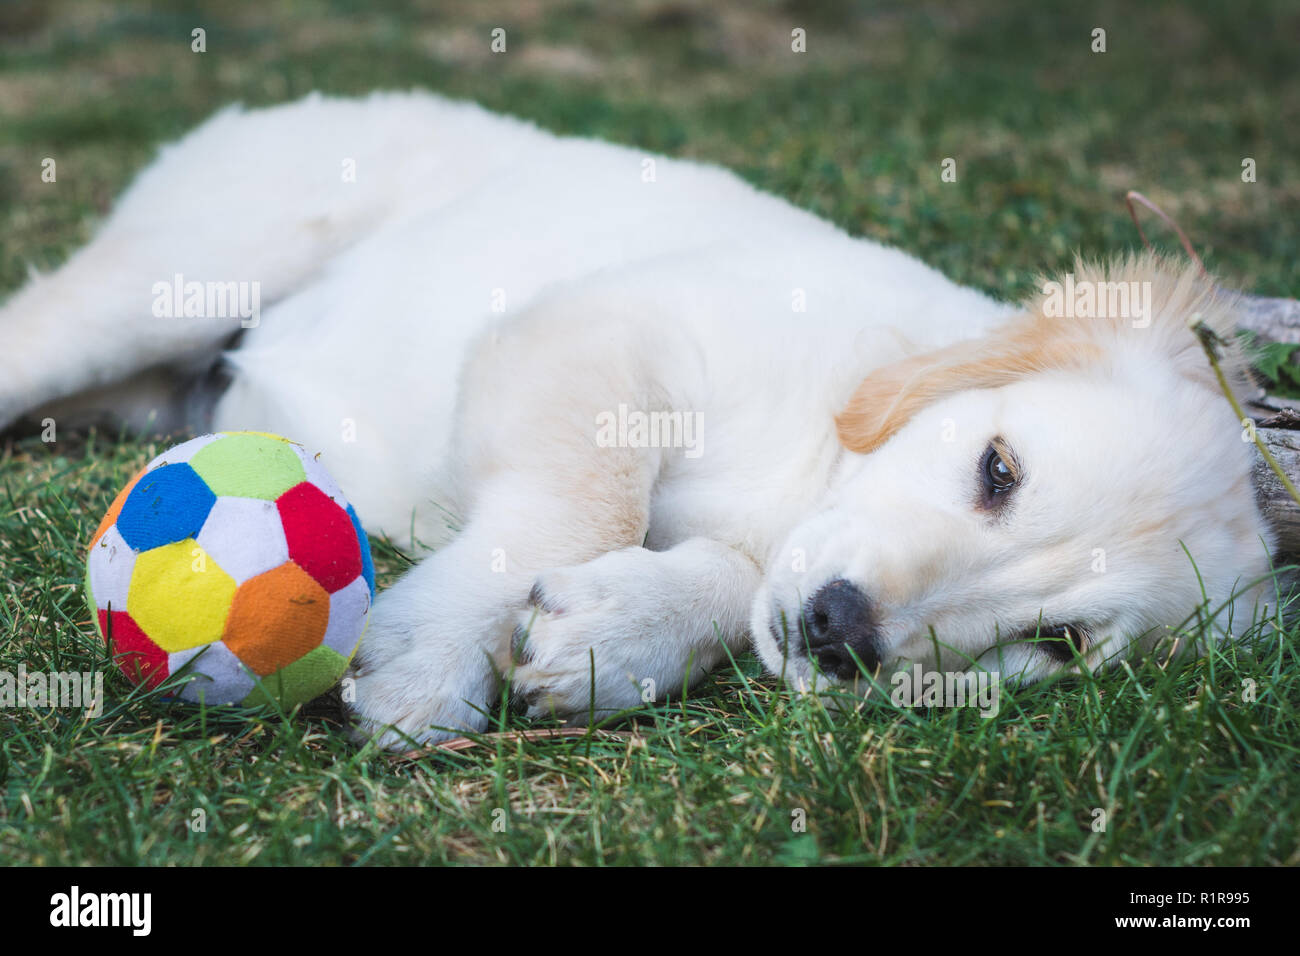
[0,233,242,433]
[0,96,427,432]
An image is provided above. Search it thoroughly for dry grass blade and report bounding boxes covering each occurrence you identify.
[1124,189,1208,277]
[393,727,627,760]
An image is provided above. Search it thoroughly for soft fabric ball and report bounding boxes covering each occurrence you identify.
[85,431,375,708]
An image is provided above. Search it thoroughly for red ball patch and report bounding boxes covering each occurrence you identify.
[276,482,361,593]
[100,609,169,690]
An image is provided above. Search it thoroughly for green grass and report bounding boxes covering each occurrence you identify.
[2,0,1299,865]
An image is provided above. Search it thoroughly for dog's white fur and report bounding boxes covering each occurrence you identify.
[0,92,1276,748]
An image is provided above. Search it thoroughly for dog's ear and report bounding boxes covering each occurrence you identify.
[836,253,1251,456]
[835,313,1100,454]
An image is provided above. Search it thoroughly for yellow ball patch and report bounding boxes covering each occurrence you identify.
[128,539,238,652]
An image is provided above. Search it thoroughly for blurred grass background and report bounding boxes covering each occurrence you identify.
[0,0,1297,866]
[1,0,1297,300]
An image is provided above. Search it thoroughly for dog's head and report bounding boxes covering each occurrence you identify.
[752,254,1277,689]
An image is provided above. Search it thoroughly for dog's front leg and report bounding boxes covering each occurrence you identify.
[345,468,656,750]
[346,305,680,749]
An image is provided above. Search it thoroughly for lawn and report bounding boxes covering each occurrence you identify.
[1,0,1297,865]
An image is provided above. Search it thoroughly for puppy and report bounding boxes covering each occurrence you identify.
[0,92,1276,748]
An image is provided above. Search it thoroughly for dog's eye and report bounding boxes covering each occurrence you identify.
[987,452,1014,491]
[1002,621,1090,662]
[980,441,1018,500]
[1035,623,1089,662]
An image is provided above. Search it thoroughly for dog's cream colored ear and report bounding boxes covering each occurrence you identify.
[835,314,1102,454]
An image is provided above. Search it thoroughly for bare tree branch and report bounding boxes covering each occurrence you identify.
[1238,295,1300,348]
[1242,295,1300,562]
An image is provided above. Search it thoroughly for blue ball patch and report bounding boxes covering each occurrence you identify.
[346,504,376,599]
[116,463,217,552]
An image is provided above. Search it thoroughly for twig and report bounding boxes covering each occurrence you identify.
[1124,189,1208,276]
[1124,189,1300,511]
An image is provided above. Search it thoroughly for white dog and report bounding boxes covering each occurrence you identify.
[0,92,1276,748]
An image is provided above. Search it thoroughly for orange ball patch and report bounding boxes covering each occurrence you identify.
[222,562,329,676]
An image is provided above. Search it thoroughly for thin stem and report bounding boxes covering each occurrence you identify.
[1192,318,1300,509]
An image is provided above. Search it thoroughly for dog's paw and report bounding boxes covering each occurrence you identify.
[507,555,677,720]
[346,649,494,750]
[344,591,500,751]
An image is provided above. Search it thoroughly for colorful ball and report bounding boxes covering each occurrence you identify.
[85,431,375,708]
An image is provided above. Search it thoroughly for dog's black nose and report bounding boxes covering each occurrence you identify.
[801,579,880,677]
